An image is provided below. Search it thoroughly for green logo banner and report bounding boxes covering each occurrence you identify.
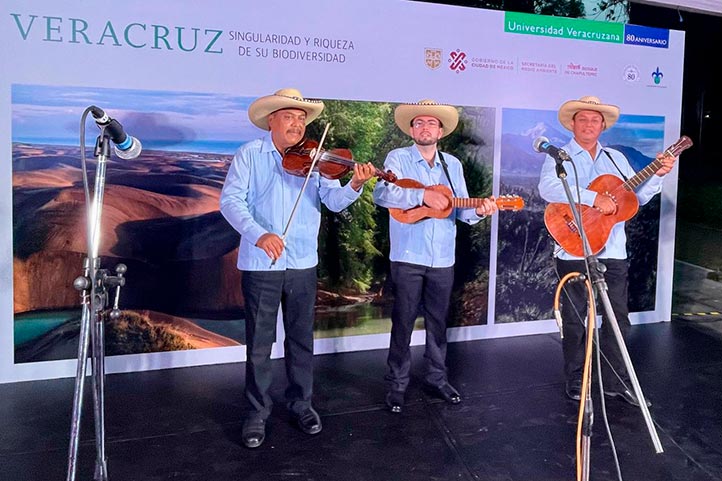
[505,12,624,44]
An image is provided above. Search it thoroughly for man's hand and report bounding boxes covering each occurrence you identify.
[475,197,498,216]
[655,153,677,176]
[422,188,449,210]
[256,233,285,260]
[349,163,376,191]
[593,193,618,215]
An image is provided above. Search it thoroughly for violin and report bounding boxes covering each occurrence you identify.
[282,138,398,184]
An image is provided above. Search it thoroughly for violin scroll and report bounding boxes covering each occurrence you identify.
[378,170,398,184]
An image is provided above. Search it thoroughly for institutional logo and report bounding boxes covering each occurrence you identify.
[623,65,640,83]
[563,62,598,78]
[425,48,442,70]
[624,24,670,49]
[448,49,467,73]
[651,67,664,85]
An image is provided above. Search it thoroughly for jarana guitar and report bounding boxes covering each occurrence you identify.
[388,178,524,224]
[543,135,693,257]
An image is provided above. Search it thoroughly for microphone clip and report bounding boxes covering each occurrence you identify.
[88,105,142,160]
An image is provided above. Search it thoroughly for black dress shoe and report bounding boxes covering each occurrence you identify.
[565,380,582,401]
[241,416,266,449]
[294,407,322,435]
[604,388,652,407]
[425,383,462,404]
[385,391,405,413]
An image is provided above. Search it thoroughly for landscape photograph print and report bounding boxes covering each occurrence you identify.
[496,107,666,324]
[11,84,500,363]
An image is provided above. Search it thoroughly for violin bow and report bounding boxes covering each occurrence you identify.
[270,122,332,267]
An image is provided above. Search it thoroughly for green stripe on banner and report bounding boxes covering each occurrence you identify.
[504,12,624,44]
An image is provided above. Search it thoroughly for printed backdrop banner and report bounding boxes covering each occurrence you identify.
[0,0,685,383]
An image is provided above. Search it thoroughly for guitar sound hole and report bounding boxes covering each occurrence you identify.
[563,213,579,236]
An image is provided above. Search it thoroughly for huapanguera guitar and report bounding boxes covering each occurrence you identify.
[544,135,693,257]
[388,178,524,224]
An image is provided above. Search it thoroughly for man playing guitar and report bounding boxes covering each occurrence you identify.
[373,99,498,414]
[538,95,677,405]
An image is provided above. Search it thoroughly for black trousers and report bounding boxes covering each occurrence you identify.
[386,261,455,393]
[556,258,631,389]
[241,268,317,419]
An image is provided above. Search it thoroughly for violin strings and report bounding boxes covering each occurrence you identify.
[321,151,355,167]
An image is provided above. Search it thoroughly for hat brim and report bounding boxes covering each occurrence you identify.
[249,95,324,130]
[558,100,620,131]
[394,103,459,138]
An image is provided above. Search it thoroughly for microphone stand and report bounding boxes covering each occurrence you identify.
[66,125,127,481]
[551,156,662,480]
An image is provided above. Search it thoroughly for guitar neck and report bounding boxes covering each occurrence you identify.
[450,197,488,209]
[622,136,691,191]
[623,158,664,192]
[450,195,524,212]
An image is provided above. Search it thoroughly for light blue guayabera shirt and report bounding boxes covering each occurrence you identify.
[220,132,363,271]
[373,144,482,268]
[538,138,664,261]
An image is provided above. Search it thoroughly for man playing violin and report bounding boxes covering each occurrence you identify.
[538,96,676,406]
[220,88,375,448]
[373,99,498,413]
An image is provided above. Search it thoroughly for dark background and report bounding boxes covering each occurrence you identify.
[628,3,721,185]
[629,4,722,270]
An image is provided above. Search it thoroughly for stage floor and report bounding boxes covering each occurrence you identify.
[2,315,722,481]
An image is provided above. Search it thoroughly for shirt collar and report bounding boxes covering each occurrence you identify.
[568,138,603,160]
[261,131,282,157]
[412,144,439,166]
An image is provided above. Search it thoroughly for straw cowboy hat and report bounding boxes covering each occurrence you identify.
[558,95,620,131]
[248,88,325,130]
[394,99,459,138]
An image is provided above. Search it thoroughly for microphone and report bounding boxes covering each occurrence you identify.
[533,136,570,162]
[89,106,142,160]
